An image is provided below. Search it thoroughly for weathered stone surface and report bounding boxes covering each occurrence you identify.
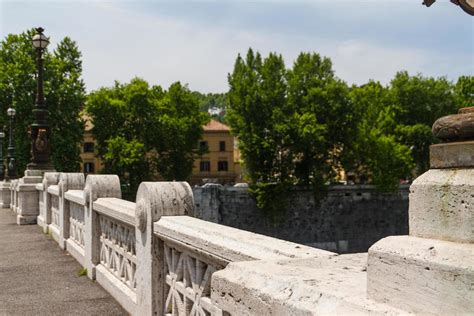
[432,107,474,141]
[83,174,121,280]
[430,141,474,168]
[194,185,409,253]
[212,253,406,315]
[134,182,194,316]
[37,172,60,232]
[57,173,85,249]
[367,235,474,314]
[16,183,40,225]
[154,216,334,263]
[0,181,11,208]
[459,106,474,114]
[409,168,474,242]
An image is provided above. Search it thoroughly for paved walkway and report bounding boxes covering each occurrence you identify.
[0,209,127,316]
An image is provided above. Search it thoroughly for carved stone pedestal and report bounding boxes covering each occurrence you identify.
[367,108,474,314]
[16,169,54,225]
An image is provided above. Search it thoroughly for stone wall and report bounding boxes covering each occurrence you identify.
[193,185,409,253]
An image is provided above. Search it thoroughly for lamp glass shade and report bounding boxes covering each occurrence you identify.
[7,108,15,117]
[32,33,49,49]
[0,132,4,138]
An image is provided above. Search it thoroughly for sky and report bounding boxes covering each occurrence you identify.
[0,0,473,93]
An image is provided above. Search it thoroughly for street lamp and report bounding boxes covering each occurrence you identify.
[28,27,52,171]
[6,108,17,180]
[0,131,4,181]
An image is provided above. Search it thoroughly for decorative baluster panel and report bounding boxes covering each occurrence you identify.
[162,243,223,316]
[69,202,85,248]
[99,215,137,291]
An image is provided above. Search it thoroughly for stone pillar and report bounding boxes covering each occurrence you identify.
[10,179,18,212]
[37,172,59,233]
[83,174,121,280]
[134,182,194,316]
[367,107,474,314]
[0,180,11,208]
[15,169,54,225]
[57,173,84,249]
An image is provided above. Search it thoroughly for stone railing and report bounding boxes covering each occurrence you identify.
[5,117,471,316]
[23,174,336,315]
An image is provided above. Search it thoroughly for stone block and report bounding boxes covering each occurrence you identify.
[22,176,43,184]
[367,235,474,315]
[0,181,11,208]
[211,253,404,315]
[16,184,40,225]
[430,141,474,169]
[409,168,474,243]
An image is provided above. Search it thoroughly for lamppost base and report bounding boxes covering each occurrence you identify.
[15,166,55,225]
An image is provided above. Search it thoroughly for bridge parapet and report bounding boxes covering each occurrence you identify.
[3,124,471,316]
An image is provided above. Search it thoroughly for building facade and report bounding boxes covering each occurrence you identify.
[80,118,243,185]
[189,120,241,185]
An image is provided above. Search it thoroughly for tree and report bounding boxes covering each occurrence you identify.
[287,52,354,189]
[227,49,354,216]
[0,29,85,174]
[346,81,414,190]
[389,71,457,174]
[154,82,210,181]
[85,78,209,197]
[454,75,474,108]
[227,49,290,216]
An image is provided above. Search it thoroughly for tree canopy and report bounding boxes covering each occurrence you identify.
[227,48,471,216]
[227,50,355,216]
[0,29,85,174]
[85,78,209,198]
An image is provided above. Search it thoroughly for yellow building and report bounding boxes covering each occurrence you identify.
[80,118,243,185]
[80,117,103,175]
[189,119,241,185]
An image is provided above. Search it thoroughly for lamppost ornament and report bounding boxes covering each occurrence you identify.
[28,26,52,171]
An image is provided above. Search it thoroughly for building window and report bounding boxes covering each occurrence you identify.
[83,142,94,153]
[199,141,208,151]
[200,161,211,172]
[84,162,95,173]
[219,141,226,152]
[218,161,228,172]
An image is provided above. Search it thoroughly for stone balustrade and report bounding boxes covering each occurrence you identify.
[8,173,339,315]
[2,128,472,316]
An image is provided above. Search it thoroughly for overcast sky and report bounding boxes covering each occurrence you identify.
[1,0,472,93]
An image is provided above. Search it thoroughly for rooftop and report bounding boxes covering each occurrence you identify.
[203,119,230,132]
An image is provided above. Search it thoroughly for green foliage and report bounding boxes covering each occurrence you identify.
[228,49,467,215]
[85,78,209,198]
[193,91,227,122]
[345,82,414,190]
[0,30,85,174]
[454,75,474,108]
[77,268,87,277]
[389,71,457,174]
[227,49,353,217]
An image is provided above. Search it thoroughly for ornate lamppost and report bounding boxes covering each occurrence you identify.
[6,108,17,180]
[0,130,4,181]
[28,27,52,171]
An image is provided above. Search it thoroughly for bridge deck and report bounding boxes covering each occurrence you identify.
[0,209,126,316]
